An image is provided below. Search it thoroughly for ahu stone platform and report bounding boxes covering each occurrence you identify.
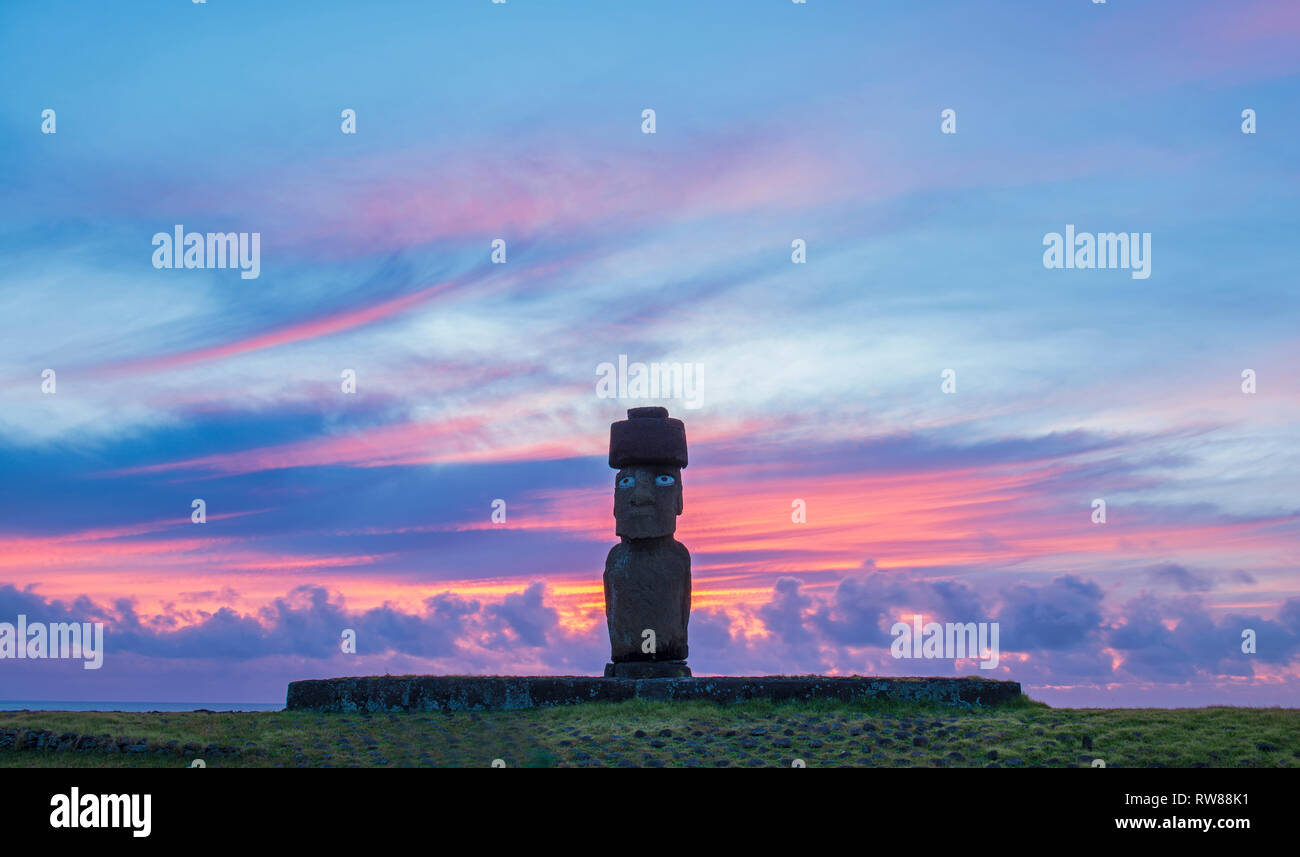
[286,675,1022,713]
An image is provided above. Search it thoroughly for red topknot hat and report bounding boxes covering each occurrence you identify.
[609,406,688,469]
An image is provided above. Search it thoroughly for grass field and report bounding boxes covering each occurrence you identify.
[2,697,1297,768]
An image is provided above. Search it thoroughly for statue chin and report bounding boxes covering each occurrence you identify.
[616,516,676,540]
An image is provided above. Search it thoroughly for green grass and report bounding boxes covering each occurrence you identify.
[2,698,1296,768]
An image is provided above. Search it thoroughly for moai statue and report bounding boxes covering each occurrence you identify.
[603,407,692,678]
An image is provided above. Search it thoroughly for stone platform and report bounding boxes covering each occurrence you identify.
[604,660,691,678]
[286,674,1022,712]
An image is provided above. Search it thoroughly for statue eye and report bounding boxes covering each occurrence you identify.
[655,475,675,486]
[618,476,636,488]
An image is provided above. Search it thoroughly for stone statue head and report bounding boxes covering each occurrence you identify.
[609,407,687,540]
[613,465,682,539]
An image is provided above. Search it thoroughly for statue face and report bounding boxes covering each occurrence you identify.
[614,467,682,539]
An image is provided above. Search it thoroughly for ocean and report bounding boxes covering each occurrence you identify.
[0,701,283,712]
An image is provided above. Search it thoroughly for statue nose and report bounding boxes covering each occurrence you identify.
[631,480,655,504]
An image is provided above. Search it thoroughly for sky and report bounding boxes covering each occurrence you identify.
[0,0,1297,707]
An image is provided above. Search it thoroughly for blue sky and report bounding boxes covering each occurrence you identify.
[1,0,1298,706]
